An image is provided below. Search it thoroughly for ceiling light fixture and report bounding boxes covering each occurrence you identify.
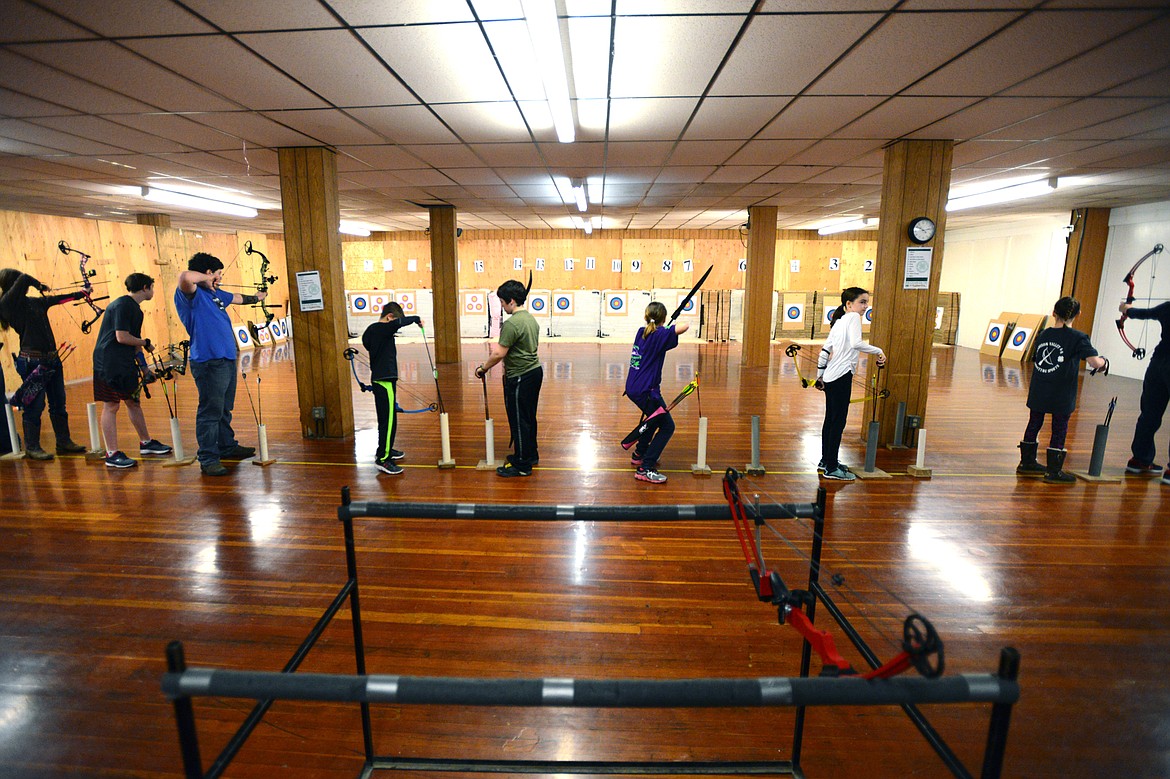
[945,178,1056,212]
[339,220,371,237]
[572,179,588,212]
[140,187,257,218]
[520,0,575,144]
[818,217,877,236]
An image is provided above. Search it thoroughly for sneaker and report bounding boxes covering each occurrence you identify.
[817,459,849,473]
[26,448,54,461]
[507,454,539,467]
[389,448,406,460]
[200,461,229,476]
[375,460,403,475]
[139,438,173,456]
[496,463,531,477]
[221,444,256,460]
[631,455,644,467]
[1125,458,1162,475]
[821,466,856,481]
[635,467,667,484]
[56,440,86,454]
[104,451,137,469]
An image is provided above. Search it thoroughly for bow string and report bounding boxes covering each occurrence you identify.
[1116,243,1163,360]
[56,241,106,334]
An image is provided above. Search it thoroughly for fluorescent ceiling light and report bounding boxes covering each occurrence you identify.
[520,0,575,143]
[945,178,1056,212]
[573,215,592,235]
[587,176,603,204]
[572,179,588,212]
[818,217,877,236]
[590,216,601,230]
[141,187,257,218]
[144,179,279,210]
[339,220,371,237]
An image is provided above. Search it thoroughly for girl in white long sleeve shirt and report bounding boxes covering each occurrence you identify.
[816,287,886,481]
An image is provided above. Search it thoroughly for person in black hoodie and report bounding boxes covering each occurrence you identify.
[1016,296,1106,484]
[361,301,421,475]
[1119,296,1170,484]
[0,268,88,459]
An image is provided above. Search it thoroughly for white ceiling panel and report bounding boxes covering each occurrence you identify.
[758,96,884,140]
[951,140,1031,167]
[188,112,319,149]
[1057,101,1170,141]
[238,31,416,108]
[259,109,387,145]
[346,106,460,145]
[328,0,476,26]
[109,114,241,152]
[810,11,1021,96]
[908,97,1073,141]
[125,36,329,111]
[336,145,429,171]
[605,142,675,167]
[0,49,168,114]
[0,137,65,156]
[834,97,981,139]
[981,98,1165,141]
[669,140,744,166]
[654,166,717,183]
[13,40,240,113]
[788,140,883,166]
[904,10,1160,97]
[1049,140,1169,168]
[726,139,812,166]
[608,98,699,141]
[683,96,793,141]
[0,87,79,118]
[211,148,280,176]
[710,13,883,97]
[468,143,544,167]
[27,115,191,154]
[340,170,411,189]
[755,166,830,183]
[35,0,215,37]
[0,118,122,155]
[433,102,547,144]
[357,24,511,103]
[961,140,1098,169]
[804,167,883,185]
[180,0,342,31]
[0,0,97,43]
[705,166,771,184]
[401,145,485,169]
[537,141,607,168]
[610,15,743,98]
[1100,65,1170,99]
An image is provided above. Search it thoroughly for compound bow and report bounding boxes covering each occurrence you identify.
[242,241,280,325]
[1115,243,1163,360]
[784,342,889,404]
[56,241,107,334]
[342,347,438,413]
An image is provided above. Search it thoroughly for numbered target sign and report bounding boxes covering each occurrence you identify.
[829,257,840,271]
[630,259,642,273]
[350,293,370,314]
[662,259,672,272]
[553,292,574,315]
[864,259,875,272]
[463,291,487,314]
[683,258,693,273]
[514,257,523,271]
[474,260,484,273]
[611,259,622,273]
[536,258,546,271]
[585,256,596,270]
[740,259,749,272]
[785,303,804,323]
[397,291,416,314]
[605,291,628,315]
[564,257,574,271]
[528,292,549,313]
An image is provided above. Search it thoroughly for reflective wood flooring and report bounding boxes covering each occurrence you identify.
[0,340,1166,778]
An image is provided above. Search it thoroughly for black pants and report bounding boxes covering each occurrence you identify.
[0,356,10,454]
[372,379,398,462]
[1131,354,1170,464]
[503,365,542,470]
[821,372,853,471]
[629,390,674,469]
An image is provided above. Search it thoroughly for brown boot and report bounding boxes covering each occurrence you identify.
[26,448,54,461]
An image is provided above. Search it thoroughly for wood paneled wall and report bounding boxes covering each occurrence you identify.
[342,229,879,297]
[0,209,289,390]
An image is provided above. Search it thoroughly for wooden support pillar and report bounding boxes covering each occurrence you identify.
[136,213,171,227]
[429,205,461,365]
[742,205,778,368]
[868,139,953,446]
[278,146,353,438]
[1061,207,1110,336]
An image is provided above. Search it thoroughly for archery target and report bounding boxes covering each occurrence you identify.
[349,293,370,314]
[254,324,273,346]
[985,325,1002,345]
[528,291,550,314]
[864,307,873,324]
[935,306,944,330]
[269,318,288,343]
[233,323,254,350]
[463,291,487,314]
[785,304,804,322]
[823,307,834,325]
[1011,327,1031,347]
[552,292,574,315]
[605,291,627,315]
[371,293,390,315]
[680,295,696,315]
[396,291,416,314]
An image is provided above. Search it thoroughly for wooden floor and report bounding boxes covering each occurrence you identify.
[0,339,1166,779]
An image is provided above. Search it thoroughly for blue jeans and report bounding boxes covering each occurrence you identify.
[190,358,238,466]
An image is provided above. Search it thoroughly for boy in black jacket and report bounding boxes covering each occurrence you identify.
[362,302,420,475]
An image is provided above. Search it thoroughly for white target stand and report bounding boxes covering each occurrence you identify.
[476,417,500,471]
[1,403,24,461]
[906,428,933,479]
[162,416,197,468]
[691,416,711,475]
[252,423,276,467]
[84,402,105,462]
[437,412,456,469]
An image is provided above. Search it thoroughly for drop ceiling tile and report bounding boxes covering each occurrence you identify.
[684,96,794,141]
[0,49,173,114]
[1057,101,1170,141]
[35,0,215,36]
[467,143,544,167]
[358,24,512,103]
[0,118,122,155]
[434,102,546,143]
[605,141,674,167]
[710,12,884,96]
[668,140,743,166]
[834,97,980,139]
[655,166,717,183]
[28,115,191,154]
[400,144,484,168]
[811,11,1021,96]
[758,96,885,140]
[905,10,1161,97]
[981,98,1164,141]
[237,30,417,109]
[908,97,1073,141]
[341,170,411,188]
[804,167,883,185]
[755,166,831,183]
[0,137,64,155]
[336,145,432,170]
[180,0,342,30]
[0,88,79,118]
[188,112,319,148]
[537,141,607,169]
[610,14,745,98]
[329,0,476,25]
[726,139,814,166]
[108,114,240,152]
[950,139,1031,166]
[0,0,97,42]
[347,105,460,144]
[1100,65,1170,99]
[259,109,386,144]
[494,168,558,186]
[125,36,329,111]
[211,148,280,176]
[705,166,770,184]
[786,139,882,165]
[608,98,699,141]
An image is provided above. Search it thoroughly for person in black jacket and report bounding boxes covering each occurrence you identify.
[0,268,88,459]
[361,301,421,475]
[1016,296,1106,484]
[1119,298,1170,485]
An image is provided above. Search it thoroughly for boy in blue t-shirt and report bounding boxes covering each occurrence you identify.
[624,302,689,484]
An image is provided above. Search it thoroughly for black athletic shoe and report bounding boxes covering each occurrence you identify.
[104,451,137,469]
[496,463,531,477]
[389,448,406,460]
[221,444,256,460]
[376,460,403,475]
[139,438,173,455]
[201,461,229,476]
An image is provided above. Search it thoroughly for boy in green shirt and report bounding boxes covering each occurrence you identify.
[475,279,541,476]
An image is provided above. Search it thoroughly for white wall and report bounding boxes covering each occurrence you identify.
[940,215,1070,349]
[1090,201,1170,380]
